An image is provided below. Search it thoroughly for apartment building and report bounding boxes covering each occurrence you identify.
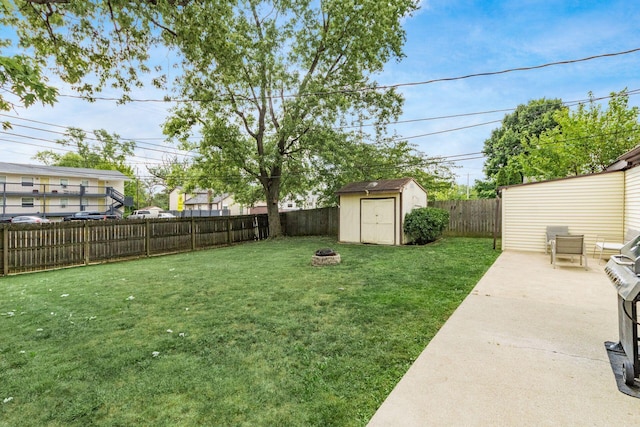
[0,162,130,220]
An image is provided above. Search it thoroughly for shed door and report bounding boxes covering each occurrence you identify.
[361,198,395,245]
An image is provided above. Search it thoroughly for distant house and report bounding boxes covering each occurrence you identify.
[169,187,313,215]
[336,177,427,245]
[169,188,247,215]
[0,162,130,220]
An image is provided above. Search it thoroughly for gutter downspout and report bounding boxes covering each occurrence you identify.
[494,188,503,250]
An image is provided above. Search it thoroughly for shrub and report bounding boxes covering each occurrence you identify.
[403,207,449,244]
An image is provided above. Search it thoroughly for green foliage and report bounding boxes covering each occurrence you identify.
[403,207,450,244]
[310,137,454,206]
[0,54,57,111]
[519,90,640,180]
[34,128,134,170]
[430,183,477,201]
[472,178,499,199]
[0,237,499,426]
[482,98,565,191]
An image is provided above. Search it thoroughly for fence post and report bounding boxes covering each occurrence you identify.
[2,227,8,276]
[191,218,196,250]
[83,222,90,265]
[227,216,232,243]
[145,221,151,257]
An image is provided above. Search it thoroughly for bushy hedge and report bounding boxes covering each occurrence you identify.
[403,207,449,244]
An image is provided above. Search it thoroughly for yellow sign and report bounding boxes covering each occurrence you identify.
[177,192,184,212]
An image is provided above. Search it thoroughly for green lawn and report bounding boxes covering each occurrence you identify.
[0,237,500,426]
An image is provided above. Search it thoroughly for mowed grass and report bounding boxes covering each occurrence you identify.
[0,237,500,426]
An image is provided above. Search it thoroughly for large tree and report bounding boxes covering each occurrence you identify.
[480,98,565,192]
[519,90,640,179]
[3,0,421,237]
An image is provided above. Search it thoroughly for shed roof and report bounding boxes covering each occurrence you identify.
[336,177,421,195]
[0,162,129,181]
[184,194,209,205]
[606,144,640,171]
[184,192,230,205]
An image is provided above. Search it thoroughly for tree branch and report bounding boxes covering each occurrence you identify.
[226,86,258,141]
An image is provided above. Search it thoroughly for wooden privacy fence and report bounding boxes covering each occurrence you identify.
[0,215,269,276]
[280,199,501,239]
[431,199,501,237]
[281,207,339,237]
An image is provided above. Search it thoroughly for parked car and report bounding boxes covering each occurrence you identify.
[63,211,119,221]
[128,209,161,219]
[11,215,51,224]
[158,212,176,218]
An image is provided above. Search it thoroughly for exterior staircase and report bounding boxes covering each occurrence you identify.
[106,187,132,215]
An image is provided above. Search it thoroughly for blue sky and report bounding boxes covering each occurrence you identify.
[3,0,640,186]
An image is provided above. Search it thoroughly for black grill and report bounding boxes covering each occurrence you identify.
[605,235,640,387]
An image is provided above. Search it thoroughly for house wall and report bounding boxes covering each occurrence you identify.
[169,188,183,211]
[216,194,244,216]
[624,165,640,231]
[501,172,625,252]
[0,172,126,217]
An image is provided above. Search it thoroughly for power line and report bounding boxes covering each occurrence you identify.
[398,120,503,141]
[0,114,198,156]
[5,88,638,151]
[0,134,180,164]
[54,47,640,103]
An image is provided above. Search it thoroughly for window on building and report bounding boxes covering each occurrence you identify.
[60,178,69,187]
[21,177,34,187]
[81,179,89,187]
[0,176,5,183]
[60,198,68,208]
[21,197,34,208]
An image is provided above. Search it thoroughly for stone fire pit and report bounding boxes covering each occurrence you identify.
[312,248,341,266]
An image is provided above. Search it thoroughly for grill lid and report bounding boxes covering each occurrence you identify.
[619,235,640,273]
[606,257,640,301]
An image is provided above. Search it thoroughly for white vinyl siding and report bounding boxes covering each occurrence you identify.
[502,172,625,252]
[624,165,640,231]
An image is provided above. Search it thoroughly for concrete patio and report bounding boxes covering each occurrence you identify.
[368,251,639,426]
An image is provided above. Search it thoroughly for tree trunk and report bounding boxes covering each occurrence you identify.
[264,178,282,238]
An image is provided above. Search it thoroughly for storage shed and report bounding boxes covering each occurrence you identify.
[336,177,427,245]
